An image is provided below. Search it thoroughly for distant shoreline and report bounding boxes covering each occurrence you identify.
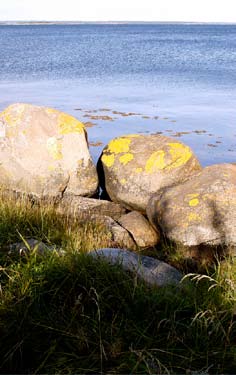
[0,21,236,26]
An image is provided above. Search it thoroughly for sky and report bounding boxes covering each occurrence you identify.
[0,0,236,23]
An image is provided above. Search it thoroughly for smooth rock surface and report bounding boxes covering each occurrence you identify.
[118,211,160,248]
[0,103,98,199]
[90,248,182,286]
[56,195,126,220]
[99,134,201,211]
[147,164,236,248]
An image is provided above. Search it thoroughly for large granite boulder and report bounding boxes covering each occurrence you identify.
[98,134,201,211]
[0,103,98,199]
[147,164,236,250]
[89,248,182,287]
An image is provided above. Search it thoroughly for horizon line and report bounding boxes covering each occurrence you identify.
[1,20,236,25]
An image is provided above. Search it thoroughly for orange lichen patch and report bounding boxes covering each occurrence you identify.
[58,113,84,134]
[145,150,166,173]
[102,154,115,168]
[119,153,134,165]
[47,137,63,160]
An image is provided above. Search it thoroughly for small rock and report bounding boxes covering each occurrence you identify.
[9,238,64,256]
[118,211,160,248]
[89,248,182,287]
[90,216,136,250]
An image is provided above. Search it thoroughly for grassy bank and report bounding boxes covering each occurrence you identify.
[0,194,236,373]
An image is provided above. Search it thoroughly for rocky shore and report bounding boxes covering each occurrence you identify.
[0,102,235,285]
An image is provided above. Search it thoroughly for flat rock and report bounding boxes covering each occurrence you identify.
[98,134,201,211]
[118,211,160,248]
[0,103,98,199]
[56,195,126,220]
[147,164,236,249]
[89,248,182,287]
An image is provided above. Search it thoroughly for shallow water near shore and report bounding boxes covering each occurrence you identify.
[0,23,236,166]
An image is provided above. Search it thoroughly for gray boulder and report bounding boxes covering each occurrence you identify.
[89,248,182,287]
[8,238,65,256]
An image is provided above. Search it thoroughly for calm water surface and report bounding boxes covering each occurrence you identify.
[0,23,236,165]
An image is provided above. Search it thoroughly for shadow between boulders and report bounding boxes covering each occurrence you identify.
[96,155,110,200]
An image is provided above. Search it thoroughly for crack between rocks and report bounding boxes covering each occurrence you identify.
[115,220,137,247]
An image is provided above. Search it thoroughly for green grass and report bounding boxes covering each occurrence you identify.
[0,193,236,373]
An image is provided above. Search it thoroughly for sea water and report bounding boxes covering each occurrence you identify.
[0,23,235,165]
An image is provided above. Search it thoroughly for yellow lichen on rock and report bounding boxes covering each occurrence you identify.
[0,105,25,128]
[48,165,56,171]
[58,113,84,135]
[45,107,57,116]
[189,198,199,207]
[120,178,127,185]
[188,212,201,222]
[167,143,192,170]
[101,154,115,168]
[145,150,166,173]
[107,137,131,154]
[135,167,143,173]
[47,137,63,160]
[119,153,134,165]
